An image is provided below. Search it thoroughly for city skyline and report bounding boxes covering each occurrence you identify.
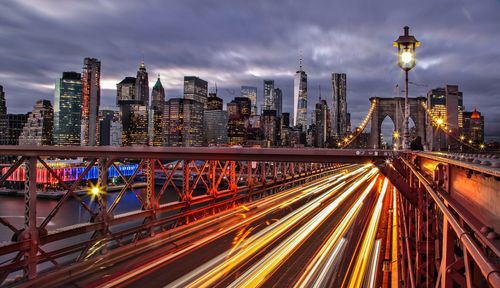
[0,0,499,139]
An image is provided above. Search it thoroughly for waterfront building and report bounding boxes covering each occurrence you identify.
[81,57,101,146]
[19,100,53,145]
[53,72,82,146]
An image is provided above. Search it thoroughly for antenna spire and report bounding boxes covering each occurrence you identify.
[299,50,303,71]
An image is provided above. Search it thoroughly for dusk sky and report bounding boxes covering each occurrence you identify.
[1,0,499,139]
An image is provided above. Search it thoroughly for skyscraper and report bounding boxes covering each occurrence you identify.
[274,88,283,117]
[116,63,149,147]
[463,108,484,144]
[19,100,53,146]
[136,61,149,106]
[81,57,101,146]
[262,109,278,147]
[164,98,204,147]
[227,98,250,146]
[184,76,208,106]
[204,91,228,146]
[150,75,165,146]
[53,72,82,146]
[331,73,347,138]
[293,62,308,130]
[3,114,28,145]
[314,97,331,148]
[427,85,463,150]
[241,86,257,115]
[263,80,274,111]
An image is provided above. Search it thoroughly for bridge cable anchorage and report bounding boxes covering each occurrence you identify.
[421,102,480,151]
[340,99,377,148]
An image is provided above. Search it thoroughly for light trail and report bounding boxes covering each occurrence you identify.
[363,239,381,288]
[228,168,379,288]
[293,175,380,288]
[347,177,389,288]
[164,165,375,288]
[97,164,365,288]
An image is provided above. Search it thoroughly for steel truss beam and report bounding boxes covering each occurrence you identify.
[395,156,500,288]
[0,149,343,285]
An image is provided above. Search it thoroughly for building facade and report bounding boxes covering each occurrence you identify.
[293,65,308,130]
[163,98,204,147]
[53,72,82,146]
[184,76,208,106]
[204,110,228,145]
[98,107,121,146]
[81,57,101,146]
[19,100,53,145]
[331,73,347,138]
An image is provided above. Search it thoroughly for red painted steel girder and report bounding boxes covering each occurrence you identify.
[0,146,393,163]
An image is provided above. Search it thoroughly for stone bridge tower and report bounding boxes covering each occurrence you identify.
[369,96,427,148]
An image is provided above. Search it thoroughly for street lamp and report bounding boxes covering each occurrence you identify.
[394,26,420,150]
[435,117,445,151]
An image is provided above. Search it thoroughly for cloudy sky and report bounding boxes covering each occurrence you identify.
[1,0,499,139]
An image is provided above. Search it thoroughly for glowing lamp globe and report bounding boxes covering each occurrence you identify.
[394,26,420,71]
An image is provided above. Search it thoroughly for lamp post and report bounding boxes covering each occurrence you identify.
[394,26,420,150]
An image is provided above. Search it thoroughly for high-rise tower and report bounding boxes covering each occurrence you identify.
[81,57,101,146]
[331,73,347,138]
[53,72,83,146]
[293,59,308,130]
[135,61,149,106]
[263,80,275,111]
[274,88,283,117]
[150,75,165,146]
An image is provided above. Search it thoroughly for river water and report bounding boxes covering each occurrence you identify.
[0,186,182,244]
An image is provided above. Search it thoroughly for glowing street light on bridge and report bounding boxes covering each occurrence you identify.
[436,118,444,126]
[394,26,420,150]
[88,184,105,201]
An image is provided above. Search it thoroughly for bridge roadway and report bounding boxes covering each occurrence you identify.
[30,164,387,288]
